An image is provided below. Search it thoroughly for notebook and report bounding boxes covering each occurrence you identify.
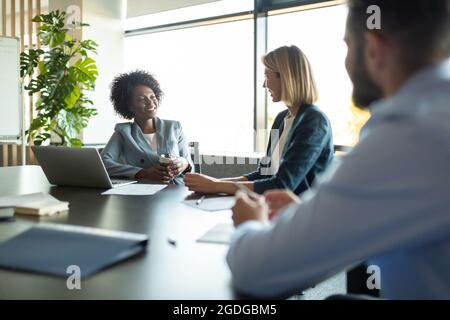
[14,198,69,216]
[0,223,148,278]
[0,192,55,208]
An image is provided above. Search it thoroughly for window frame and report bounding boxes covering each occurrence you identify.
[124,0,349,153]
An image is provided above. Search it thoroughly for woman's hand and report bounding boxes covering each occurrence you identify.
[135,164,173,184]
[167,157,189,177]
[263,189,300,220]
[184,173,220,194]
[231,191,268,227]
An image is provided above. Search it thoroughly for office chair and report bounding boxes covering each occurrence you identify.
[332,144,381,297]
[188,141,202,174]
[334,144,353,153]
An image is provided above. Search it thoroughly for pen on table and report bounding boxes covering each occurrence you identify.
[195,195,206,205]
[167,236,177,246]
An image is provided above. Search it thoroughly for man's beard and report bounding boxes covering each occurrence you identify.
[351,50,384,110]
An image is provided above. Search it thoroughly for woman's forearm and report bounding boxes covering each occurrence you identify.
[214,180,254,194]
[220,176,249,182]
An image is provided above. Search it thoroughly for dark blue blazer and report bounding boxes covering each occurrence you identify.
[244,104,334,195]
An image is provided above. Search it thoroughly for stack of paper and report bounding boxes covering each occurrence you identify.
[14,198,69,216]
[0,192,69,216]
[101,184,167,196]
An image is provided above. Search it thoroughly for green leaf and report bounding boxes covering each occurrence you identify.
[38,61,46,75]
[70,57,98,85]
[23,10,98,148]
[69,138,83,148]
[64,86,81,109]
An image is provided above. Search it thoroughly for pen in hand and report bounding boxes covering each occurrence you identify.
[195,195,206,205]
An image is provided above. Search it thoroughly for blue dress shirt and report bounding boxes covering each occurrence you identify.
[227,60,450,299]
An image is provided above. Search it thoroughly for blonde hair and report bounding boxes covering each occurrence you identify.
[262,45,318,108]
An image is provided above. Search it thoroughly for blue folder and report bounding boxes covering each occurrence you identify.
[0,223,148,278]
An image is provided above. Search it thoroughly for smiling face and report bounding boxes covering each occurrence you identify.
[263,68,282,103]
[130,85,159,121]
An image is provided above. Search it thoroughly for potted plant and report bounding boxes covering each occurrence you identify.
[20,10,98,147]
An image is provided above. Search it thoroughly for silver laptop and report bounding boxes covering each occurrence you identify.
[32,146,137,188]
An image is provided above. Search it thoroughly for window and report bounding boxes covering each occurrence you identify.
[124,19,255,155]
[267,4,369,146]
[118,0,365,154]
[126,0,253,31]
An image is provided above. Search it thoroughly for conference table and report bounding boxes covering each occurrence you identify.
[0,166,345,300]
[0,165,236,299]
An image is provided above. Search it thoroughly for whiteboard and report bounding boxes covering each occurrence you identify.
[0,36,22,140]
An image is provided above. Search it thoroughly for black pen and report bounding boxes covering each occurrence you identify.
[167,236,177,246]
[195,195,206,205]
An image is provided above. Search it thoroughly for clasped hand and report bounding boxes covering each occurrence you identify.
[232,189,300,227]
[136,157,188,183]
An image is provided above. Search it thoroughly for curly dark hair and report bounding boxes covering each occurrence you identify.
[110,70,164,119]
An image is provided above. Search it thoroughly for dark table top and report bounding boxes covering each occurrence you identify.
[0,166,235,299]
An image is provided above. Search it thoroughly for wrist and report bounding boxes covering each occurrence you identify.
[215,181,237,195]
[135,169,146,179]
[178,157,190,174]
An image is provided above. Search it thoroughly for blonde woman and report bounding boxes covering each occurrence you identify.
[185,45,334,195]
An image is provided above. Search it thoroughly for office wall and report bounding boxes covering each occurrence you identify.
[49,0,82,39]
[127,0,220,18]
[49,0,81,13]
[81,0,126,144]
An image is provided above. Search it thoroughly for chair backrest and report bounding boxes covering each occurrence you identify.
[188,141,201,173]
[334,144,352,153]
[334,144,353,158]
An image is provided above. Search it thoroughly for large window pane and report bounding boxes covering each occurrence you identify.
[267,4,369,146]
[124,19,254,154]
[126,0,254,31]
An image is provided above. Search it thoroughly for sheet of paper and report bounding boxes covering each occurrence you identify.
[101,184,167,196]
[0,192,57,208]
[184,196,235,212]
[197,223,234,245]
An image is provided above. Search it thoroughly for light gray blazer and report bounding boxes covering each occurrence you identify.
[101,118,193,184]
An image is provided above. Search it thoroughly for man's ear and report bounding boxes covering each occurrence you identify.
[364,31,387,83]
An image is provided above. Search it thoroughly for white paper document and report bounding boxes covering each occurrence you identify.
[0,192,58,208]
[184,196,236,212]
[197,223,234,245]
[101,184,167,196]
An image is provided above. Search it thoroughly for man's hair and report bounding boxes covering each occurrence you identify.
[262,45,318,108]
[110,70,164,120]
[347,0,450,72]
